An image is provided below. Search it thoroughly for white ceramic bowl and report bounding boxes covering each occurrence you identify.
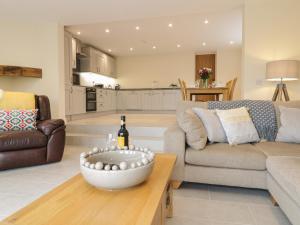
[80,150,154,190]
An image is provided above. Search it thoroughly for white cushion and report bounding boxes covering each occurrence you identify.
[216,107,260,145]
[276,106,300,143]
[193,108,227,143]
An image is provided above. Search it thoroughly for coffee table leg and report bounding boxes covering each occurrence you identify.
[166,182,173,218]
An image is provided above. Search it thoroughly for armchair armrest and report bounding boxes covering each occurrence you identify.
[37,119,65,136]
[164,124,186,181]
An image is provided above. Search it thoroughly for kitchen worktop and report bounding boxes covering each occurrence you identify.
[72,85,180,91]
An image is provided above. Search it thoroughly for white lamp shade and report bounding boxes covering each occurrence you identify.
[266,60,300,81]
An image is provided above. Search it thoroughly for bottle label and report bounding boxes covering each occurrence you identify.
[118,136,125,148]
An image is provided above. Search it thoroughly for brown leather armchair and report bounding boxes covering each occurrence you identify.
[0,95,66,170]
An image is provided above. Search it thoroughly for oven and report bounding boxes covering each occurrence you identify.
[86,87,97,112]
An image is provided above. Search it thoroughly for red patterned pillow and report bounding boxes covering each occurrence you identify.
[0,109,38,131]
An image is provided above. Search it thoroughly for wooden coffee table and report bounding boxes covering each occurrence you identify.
[2,153,176,225]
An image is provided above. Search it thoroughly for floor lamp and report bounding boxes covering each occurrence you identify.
[266,60,299,101]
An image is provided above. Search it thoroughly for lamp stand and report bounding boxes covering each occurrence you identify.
[272,81,290,101]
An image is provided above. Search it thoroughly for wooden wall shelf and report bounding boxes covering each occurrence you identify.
[0,65,42,78]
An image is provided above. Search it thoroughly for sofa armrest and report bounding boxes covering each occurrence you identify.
[37,119,65,136]
[164,125,186,181]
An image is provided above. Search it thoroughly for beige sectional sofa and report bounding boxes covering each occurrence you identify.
[164,100,300,225]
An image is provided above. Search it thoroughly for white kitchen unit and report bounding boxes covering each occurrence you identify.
[70,86,86,115]
[81,47,116,78]
[97,89,117,112]
[117,89,180,111]
[64,32,73,85]
[162,90,180,110]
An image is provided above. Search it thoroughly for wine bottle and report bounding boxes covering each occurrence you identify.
[117,115,129,148]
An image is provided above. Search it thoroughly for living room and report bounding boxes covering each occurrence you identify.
[0,0,300,225]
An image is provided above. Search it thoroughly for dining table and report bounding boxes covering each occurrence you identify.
[185,87,229,101]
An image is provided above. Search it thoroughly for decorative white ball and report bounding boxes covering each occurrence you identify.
[119,161,128,170]
[130,162,136,169]
[100,148,104,152]
[89,164,95,169]
[142,158,149,165]
[110,146,116,151]
[124,146,128,150]
[92,147,99,153]
[80,158,87,165]
[144,148,149,152]
[104,147,109,152]
[95,162,104,170]
[112,165,119,171]
[129,145,135,150]
[117,146,122,150]
[84,162,90,167]
[80,152,87,158]
[136,161,142,167]
[124,150,129,154]
[104,164,111,171]
[88,151,93,155]
[135,147,140,151]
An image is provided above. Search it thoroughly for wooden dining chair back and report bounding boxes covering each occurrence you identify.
[226,77,237,100]
[178,78,187,101]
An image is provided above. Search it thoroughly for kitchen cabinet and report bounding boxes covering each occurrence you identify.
[97,89,117,112]
[65,84,72,115]
[117,91,141,110]
[70,86,86,115]
[81,47,116,78]
[162,90,180,110]
[71,38,77,69]
[64,32,73,85]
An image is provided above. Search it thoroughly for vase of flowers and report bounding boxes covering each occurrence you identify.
[199,68,212,88]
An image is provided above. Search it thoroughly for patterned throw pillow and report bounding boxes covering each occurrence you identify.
[0,109,38,131]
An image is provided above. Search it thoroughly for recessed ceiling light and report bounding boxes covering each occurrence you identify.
[130,47,133,51]
[76,31,81,35]
[177,44,181,48]
[135,26,140,30]
[152,46,157,49]
[204,19,209,24]
[202,42,207,46]
[168,23,173,28]
[229,41,235,45]
[108,49,112,52]
[105,29,110,33]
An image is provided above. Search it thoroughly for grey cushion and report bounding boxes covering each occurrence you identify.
[267,156,300,207]
[276,106,300,143]
[185,143,267,170]
[177,109,207,150]
[255,142,300,157]
[273,101,300,128]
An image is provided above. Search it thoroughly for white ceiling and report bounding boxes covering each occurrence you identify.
[0,0,244,56]
[67,8,242,56]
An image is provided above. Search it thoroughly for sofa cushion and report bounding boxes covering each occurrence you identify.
[185,143,267,170]
[255,142,300,157]
[267,156,300,207]
[0,130,47,152]
[177,109,207,150]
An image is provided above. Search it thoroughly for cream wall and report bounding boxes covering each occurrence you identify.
[117,50,242,96]
[116,52,195,88]
[0,21,65,117]
[216,49,242,99]
[242,0,300,100]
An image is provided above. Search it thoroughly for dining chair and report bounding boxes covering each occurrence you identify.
[226,77,237,100]
[178,78,187,101]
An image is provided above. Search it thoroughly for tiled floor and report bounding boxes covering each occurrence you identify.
[0,145,291,225]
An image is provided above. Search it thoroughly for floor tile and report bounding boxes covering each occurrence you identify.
[166,216,211,225]
[173,182,210,200]
[173,196,255,224]
[209,185,272,206]
[248,205,291,225]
